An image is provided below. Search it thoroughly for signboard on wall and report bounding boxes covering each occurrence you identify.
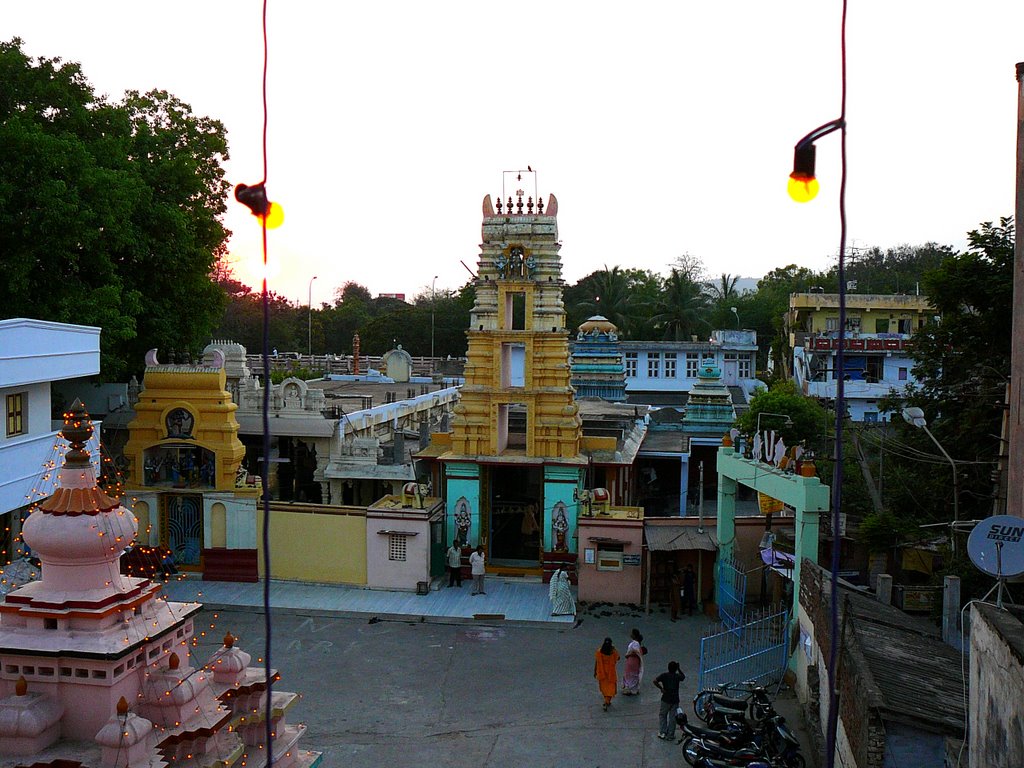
[623,554,641,566]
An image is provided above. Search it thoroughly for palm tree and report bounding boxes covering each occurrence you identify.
[706,273,740,303]
[651,269,710,341]
[574,265,634,334]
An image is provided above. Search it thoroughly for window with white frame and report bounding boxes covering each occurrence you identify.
[388,534,407,561]
[825,317,839,331]
[738,354,753,379]
[647,353,661,378]
[664,353,677,378]
[685,353,700,378]
[624,352,638,377]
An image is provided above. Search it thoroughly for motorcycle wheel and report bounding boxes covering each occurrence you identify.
[787,753,806,768]
[693,690,716,720]
[682,739,701,766]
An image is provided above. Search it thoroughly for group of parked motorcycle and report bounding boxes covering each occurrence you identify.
[674,680,806,768]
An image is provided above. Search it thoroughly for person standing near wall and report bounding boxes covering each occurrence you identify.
[653,661,686,741]
[470,545,486,595]
[446,539,463,588]
[669,566,683,622]
[683,564,697,616]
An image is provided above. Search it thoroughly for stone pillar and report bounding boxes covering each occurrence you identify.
[715,447,737,563]
[678,454,690,516]
[875,573,893,605]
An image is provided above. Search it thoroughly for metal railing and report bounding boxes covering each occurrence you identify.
[717,554,747,631]
[698,604,790,691]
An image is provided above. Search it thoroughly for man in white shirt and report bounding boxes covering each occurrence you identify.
[446,540,463,588]
[469,545,486,595]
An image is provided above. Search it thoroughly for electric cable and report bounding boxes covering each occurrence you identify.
[257,1,276,761]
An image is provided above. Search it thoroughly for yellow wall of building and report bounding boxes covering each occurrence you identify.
[210,502,227,548]
[256,504,367,584]
[134,499,150,538]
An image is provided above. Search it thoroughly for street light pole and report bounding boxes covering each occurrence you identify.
[431,275,438,366]
[902,407,960,554]
[307,275,318,358]
[756,411,793,438]
[731,306,740,329]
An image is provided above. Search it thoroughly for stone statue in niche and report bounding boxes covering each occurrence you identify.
[454,497,472,546]
[165,408,194,439]
[552,502,569,552]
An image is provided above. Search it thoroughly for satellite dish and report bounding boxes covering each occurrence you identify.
[967,515,1024,578]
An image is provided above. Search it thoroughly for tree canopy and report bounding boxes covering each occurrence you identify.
[0,38,230,378]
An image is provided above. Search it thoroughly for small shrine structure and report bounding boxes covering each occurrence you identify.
[570,316,627,401]
[0,403,319,767]
[123,350,261,581]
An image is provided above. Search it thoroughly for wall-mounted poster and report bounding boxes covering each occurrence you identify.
[584,547,595,565]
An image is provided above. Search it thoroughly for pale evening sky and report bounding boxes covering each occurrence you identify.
[5,2,1022,306]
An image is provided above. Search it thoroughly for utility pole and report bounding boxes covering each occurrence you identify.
[1008,62,1024,516]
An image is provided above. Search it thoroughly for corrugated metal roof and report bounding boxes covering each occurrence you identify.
[639,432,689,454]
[644,523,718,551]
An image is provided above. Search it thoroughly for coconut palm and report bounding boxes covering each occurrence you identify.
[651,269,710,341]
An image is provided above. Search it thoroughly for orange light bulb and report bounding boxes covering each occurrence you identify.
[787,173,819,203]
[260,202,285,229]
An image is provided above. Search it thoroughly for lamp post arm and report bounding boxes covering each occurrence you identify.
[921,424,960,544]
[796,119,846,150]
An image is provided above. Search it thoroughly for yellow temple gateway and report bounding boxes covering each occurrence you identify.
[423,186,645,584]
[123,350,261,580]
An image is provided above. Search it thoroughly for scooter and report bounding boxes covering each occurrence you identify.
[694,683,776,726]
[684,716,804,768]
[676,711,755,753]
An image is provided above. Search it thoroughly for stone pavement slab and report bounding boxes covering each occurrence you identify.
[183,597,819,768]
[160,575,575,627]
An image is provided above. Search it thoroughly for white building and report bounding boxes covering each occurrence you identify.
[0,319,101,557]
[787,292,933,422]
[619,330,762,407]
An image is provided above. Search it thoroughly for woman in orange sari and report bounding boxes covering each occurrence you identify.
[594,637,620,711]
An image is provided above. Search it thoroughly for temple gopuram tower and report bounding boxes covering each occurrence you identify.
[443,181,585,572]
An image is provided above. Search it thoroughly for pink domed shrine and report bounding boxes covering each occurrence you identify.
[0,402,320,767]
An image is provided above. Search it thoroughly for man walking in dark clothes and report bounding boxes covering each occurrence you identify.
[683,563,696,615]
[669,566,682,621]
[653,661,686,740]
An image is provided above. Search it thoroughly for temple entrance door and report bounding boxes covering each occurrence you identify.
[161,494,204,569]
[486,465,543,568]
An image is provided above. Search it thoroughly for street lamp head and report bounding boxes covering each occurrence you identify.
[235,183,285,228]
[901,406,927,428]
[787,143,819,203]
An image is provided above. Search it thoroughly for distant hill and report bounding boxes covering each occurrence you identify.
[735,277,760,294]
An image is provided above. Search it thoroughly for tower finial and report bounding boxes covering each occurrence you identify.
[61,399,94,466]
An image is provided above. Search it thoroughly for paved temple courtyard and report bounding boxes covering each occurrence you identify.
[185,588,815,768]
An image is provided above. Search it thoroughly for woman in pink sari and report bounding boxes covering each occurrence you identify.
[621,628,645,695]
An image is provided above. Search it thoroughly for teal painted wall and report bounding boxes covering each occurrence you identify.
[543,464,584,552]
[445,462,481,547]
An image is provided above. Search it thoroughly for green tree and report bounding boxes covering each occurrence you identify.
[735,379,831,454]
[881,218,1014,527]
[650,268,709,341]
[568,265,635,335]
[0,39,230,378]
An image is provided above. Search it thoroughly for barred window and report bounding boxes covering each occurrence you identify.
[685,353,700,378]
[388,534,407,561]
[648,353,661,378]
[624,352,638,377]
[738,354,753,378]
[664,353,677,378]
